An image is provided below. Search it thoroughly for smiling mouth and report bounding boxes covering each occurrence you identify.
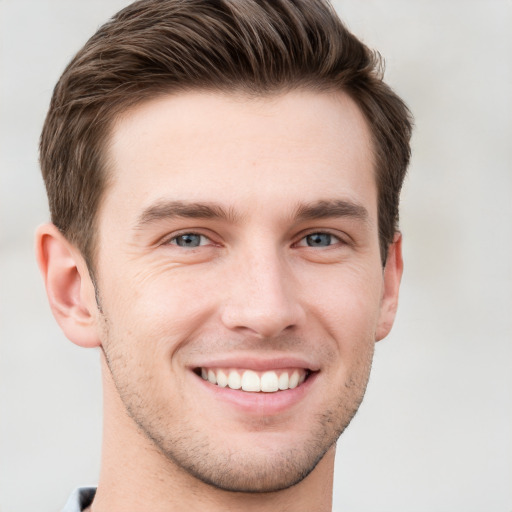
[194,367,312,393]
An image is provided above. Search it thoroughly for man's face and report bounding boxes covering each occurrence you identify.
[92,90,399,492]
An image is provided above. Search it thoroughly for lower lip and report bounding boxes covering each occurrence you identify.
[193,371,318,415]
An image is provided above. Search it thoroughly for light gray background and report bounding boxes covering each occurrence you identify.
[1,1,511,511]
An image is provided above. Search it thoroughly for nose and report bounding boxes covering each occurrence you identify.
[220,247,306,339]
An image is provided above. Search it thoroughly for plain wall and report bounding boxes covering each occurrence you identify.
[1,1,511,510]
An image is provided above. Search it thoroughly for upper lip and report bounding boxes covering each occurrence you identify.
[189,354,320,372]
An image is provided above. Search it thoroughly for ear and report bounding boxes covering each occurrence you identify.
[375,232,404,341]
[35,223,101,348]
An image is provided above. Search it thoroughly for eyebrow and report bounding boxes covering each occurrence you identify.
[135,200,239,229]
[134,198,369,230]
[294,199,369,223]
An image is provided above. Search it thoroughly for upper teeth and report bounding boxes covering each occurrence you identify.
[199,368,307,393]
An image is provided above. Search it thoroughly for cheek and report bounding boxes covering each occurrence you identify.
[99,264,219,354]
[303,263,384,342]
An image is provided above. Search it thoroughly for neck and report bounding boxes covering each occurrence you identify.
[91,356,335,512]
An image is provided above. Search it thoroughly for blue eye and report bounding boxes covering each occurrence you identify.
[305,233,332,247]
[171,233,207,248]
[297,232,342,248]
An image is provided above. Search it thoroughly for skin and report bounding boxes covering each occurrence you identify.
[37,90,403,511]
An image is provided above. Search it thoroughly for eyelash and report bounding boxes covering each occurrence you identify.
[163,230,345,249]
[294,231,343,248]
[166,232,212,248]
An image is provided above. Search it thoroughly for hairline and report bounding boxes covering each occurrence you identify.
[81,83,387,276]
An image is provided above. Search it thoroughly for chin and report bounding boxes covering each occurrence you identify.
[166,441,332,493]
[139,406,353,494]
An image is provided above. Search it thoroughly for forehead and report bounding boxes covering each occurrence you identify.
[102,89,376,223]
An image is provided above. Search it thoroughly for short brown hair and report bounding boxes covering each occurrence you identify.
[40,0,412,268]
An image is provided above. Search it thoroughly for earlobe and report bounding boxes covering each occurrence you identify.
[375,233,404,342]
[35,223,101,348]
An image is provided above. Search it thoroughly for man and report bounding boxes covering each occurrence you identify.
[36,0,412,510]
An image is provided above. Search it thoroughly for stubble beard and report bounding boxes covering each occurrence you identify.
[100,314,375,494]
